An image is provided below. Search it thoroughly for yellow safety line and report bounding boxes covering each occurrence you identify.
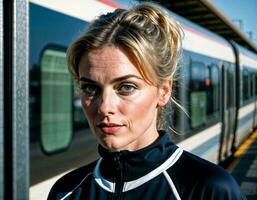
[227,130,257,172]
[234,130,257,157]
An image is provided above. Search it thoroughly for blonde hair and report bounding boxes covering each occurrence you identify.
[67,3,182,86]
[67,2,183,129]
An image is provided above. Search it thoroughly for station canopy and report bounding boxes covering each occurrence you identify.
[149,0,257,53]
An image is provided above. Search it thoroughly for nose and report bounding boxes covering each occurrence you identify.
[97,89,117,115]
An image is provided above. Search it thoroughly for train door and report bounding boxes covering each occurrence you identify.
[220,62,236,162]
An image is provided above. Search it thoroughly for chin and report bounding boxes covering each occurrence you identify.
[100,139,122,151]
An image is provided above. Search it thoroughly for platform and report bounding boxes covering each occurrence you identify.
[227,130,257,200]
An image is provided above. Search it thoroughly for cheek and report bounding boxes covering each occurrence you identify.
[122,93,158,120]
[81,97,97,119]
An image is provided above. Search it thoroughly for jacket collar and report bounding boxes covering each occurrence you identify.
[97,131,178,181]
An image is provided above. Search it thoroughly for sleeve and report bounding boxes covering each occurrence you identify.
[47,176,74,200]
[47,161,97,200]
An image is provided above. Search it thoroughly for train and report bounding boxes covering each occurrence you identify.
[29,0,257,199]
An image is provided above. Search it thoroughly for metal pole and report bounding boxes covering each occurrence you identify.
[3,0,29,199]
[0,0,3,198]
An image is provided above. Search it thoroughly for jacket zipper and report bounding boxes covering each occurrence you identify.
[113,153,124,200]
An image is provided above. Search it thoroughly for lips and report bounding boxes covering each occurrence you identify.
[96,122,124,134]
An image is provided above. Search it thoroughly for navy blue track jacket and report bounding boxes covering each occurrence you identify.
[48,131,246,200]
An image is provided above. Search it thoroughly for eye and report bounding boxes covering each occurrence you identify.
[80,84,100,97]
[118,83,136,95]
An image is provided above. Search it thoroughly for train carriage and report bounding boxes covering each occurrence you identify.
[170,12,236,163]
[28,0,257,198]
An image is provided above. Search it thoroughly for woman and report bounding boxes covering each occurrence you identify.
[48,3,246,200]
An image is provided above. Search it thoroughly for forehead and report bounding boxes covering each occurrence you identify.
[78,45,141,77]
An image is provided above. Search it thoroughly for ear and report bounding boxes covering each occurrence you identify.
[157,80,172,107]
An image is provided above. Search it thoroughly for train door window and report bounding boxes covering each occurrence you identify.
[40,47,72,154]
[243,68,250,102]
[226,64,236,108]
[189,61,208,129]
[250,72,254,98]
[208,64,220,116]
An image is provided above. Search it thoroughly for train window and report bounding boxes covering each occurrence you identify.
[225,64,236,108]
[189,61,208,128]
[189,61,220,129]
[243,68,250,102]
[250,72,254,98]
[40,48,72,154]
[208,64,220,115]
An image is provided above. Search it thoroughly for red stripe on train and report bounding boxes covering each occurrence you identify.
[96,0,123,9]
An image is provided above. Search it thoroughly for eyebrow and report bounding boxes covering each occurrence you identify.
[79,75,143,84]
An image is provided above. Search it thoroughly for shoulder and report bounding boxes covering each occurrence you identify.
[167,150,246,199]
[47,160,98,200]
[175,150,229,176]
